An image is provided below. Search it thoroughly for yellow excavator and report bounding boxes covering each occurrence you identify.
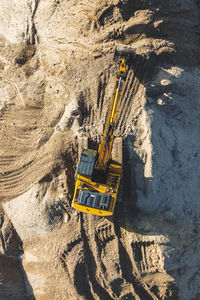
[72,52,129,216]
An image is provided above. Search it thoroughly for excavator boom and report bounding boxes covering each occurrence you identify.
[96,59,127,170]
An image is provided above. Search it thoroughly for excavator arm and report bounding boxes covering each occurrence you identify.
[96,59,128,171]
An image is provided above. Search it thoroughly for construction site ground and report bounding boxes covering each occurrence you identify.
[0,0,200,299]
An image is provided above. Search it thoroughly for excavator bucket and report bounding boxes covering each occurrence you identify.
[114,45,136,63]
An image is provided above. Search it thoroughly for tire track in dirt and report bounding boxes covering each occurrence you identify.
[77,56,147,142]
[0,106,43,126]
[0,106,43,155]
[97,72,109,122]
[92,217,138,299]
[90,218,122,299]
[80,213,113,300]
[78,212,158,299]
[0,104,65,200]
[59,214,111,300]
[0,154,53,198]
[116,55,147,136]
[0,156,17,167]
[113,216,157,300]
[116,68,135,133]
[111,156,165,300]
[79,72,110,136]
[59,231,87,299]
[131,241,164,275]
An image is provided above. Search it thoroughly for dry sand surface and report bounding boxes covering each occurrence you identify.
[0,0,200,299]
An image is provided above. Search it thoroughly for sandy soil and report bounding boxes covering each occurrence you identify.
[0,0,200,299]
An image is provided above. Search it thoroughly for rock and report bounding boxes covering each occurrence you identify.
[157,98,164,105]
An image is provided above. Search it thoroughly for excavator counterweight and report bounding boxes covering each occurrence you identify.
[72,52,131,216]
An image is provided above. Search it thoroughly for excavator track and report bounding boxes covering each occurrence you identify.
[112,137,122,165]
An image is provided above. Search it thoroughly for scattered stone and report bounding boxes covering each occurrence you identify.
[157,98,164,105]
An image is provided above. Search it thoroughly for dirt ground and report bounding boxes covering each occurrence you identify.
[0,0,200,299]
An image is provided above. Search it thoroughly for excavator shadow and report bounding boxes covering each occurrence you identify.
[113,135,140,227]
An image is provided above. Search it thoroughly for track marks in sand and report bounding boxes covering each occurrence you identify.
[58,213,162,299]
[78,72,109,135]
[60,236,92,299]
[60,215,112,300]
[113,224,156,300]
[132,241,164,276]
[80,214,113,300]
[78,57,146,140]
[80,215,155,299]
[0,105,43,155]
[0,106,43,127]
[0,156,17,167]
[0,104,65,200]
[116,56,147,135]
[96,224,115,251]
[94,220,135,299]
[0,154,53,198]
[96,73,108,123]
